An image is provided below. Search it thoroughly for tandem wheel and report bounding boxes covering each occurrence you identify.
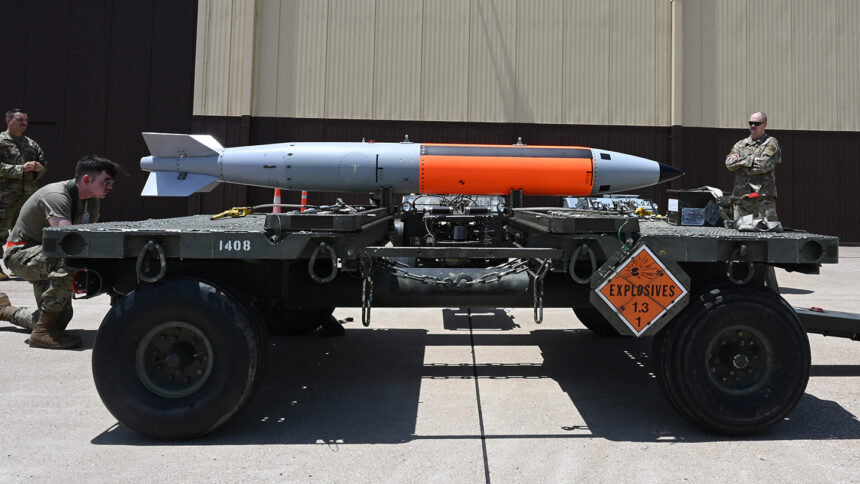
[92,278,266,439]
[652,281,810,435]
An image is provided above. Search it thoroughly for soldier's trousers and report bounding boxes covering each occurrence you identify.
[3,244,74,329]
[733,197,778,222]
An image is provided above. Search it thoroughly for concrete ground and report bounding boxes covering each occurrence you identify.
[0,248,857,483]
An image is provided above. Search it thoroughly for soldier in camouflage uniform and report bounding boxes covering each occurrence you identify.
[725,111,781,222]
[0,155,119,349]
[0,109,47,280]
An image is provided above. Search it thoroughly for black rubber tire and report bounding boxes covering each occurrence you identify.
[92,278,264,439]
[573,307,623,337]
[265,303,335,336]
[653,281,810,435]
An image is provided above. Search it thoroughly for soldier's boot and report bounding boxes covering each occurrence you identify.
[0,292,38,330]
[28,310,81,350]
[0,267,9,281]
[0,292,18,321]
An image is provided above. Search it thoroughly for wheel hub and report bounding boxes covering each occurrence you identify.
[706,326,774,396]
[136,321,214,398]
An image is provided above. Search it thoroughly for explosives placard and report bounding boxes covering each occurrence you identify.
[595,245,687,336]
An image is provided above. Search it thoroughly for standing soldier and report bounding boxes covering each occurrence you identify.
[0,109,47,280]
[725,111,781,223]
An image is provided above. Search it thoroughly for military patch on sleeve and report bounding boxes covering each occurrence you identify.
[764,144,777,156]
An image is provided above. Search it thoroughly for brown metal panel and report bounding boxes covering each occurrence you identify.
[0,1,30,106]
[836,132,860,242]
[61,0,112,172]
[20,0,71,123]
[5,0,72,185]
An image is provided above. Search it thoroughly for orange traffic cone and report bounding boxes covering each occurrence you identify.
[273,188,282,213]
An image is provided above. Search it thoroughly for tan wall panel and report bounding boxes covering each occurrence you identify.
[325,0,376,119]
[468,0,518,123]
[421,0,470,121]
[516,0,564,124]
[713,0,747,128]
[746,0,792,130]
[682,0,857,131]
[608,0,661,126]
[374,0,423,120]
[282,0,328,118]
[229,0,255,117]
[192,0,211,116]
[198,0,859,131]
[837,0,860,131]
[680,0,702,127]
[252,0,281,118]
[194,0,255,117]
[792,0,839,131]
[562,0,610,125]
[654,0,672,126]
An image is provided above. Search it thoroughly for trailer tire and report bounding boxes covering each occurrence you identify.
[92,278,264,439]
[654,281,810,435]
[266,304,336,336]
[573,307,623,337]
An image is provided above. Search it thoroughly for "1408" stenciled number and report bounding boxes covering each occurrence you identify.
[218,240,251,251]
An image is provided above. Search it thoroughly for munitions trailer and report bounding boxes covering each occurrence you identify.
[43,191,856,439]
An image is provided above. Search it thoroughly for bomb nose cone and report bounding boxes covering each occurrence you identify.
[658,163,684,183]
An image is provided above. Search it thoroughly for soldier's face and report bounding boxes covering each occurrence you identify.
[6,113,28,136]
[748,114,766,138]
[85,171,115,199]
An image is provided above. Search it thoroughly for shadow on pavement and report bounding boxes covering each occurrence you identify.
[0,327,96,351]
[91,325,860,446]
[443,307,519,331]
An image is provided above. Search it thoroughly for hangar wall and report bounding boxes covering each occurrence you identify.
[194,0,860,132]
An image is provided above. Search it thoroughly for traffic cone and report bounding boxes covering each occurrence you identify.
[300,191,308,212]
[273,188,282,213]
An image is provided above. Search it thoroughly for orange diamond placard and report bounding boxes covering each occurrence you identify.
[595,245,687,336]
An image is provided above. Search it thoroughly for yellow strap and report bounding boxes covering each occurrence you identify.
[210,207,254,220]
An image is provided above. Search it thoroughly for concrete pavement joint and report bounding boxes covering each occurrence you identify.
[468,307,492,484]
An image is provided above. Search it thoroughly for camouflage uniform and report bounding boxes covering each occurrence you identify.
[0,130,46,247]
[725,133,780,221]
[3,180,100,329]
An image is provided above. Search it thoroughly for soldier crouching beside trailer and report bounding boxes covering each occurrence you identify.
[0,155,120,349]
[725,111,781,225]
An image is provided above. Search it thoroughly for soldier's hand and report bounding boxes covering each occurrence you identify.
[23,161,43,172]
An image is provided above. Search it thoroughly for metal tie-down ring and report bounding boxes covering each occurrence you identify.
[136,240,167,283]
[308,242,338,283]
[727,244,754,285]
[569,242,597,284]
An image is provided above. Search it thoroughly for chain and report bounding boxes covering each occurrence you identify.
[529,259,552,324]
[360,258,374,327]
[376,258,531,289]
[360,258,545,327]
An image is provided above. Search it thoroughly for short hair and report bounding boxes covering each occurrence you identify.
[75,155,121,182]
[753,111,768,122]
[5,108,25,119]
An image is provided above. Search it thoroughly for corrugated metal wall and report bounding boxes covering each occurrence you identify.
[0,0,198,223]
[204,0,673,126]
[681,0,860,130]
[197,0,859,131]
